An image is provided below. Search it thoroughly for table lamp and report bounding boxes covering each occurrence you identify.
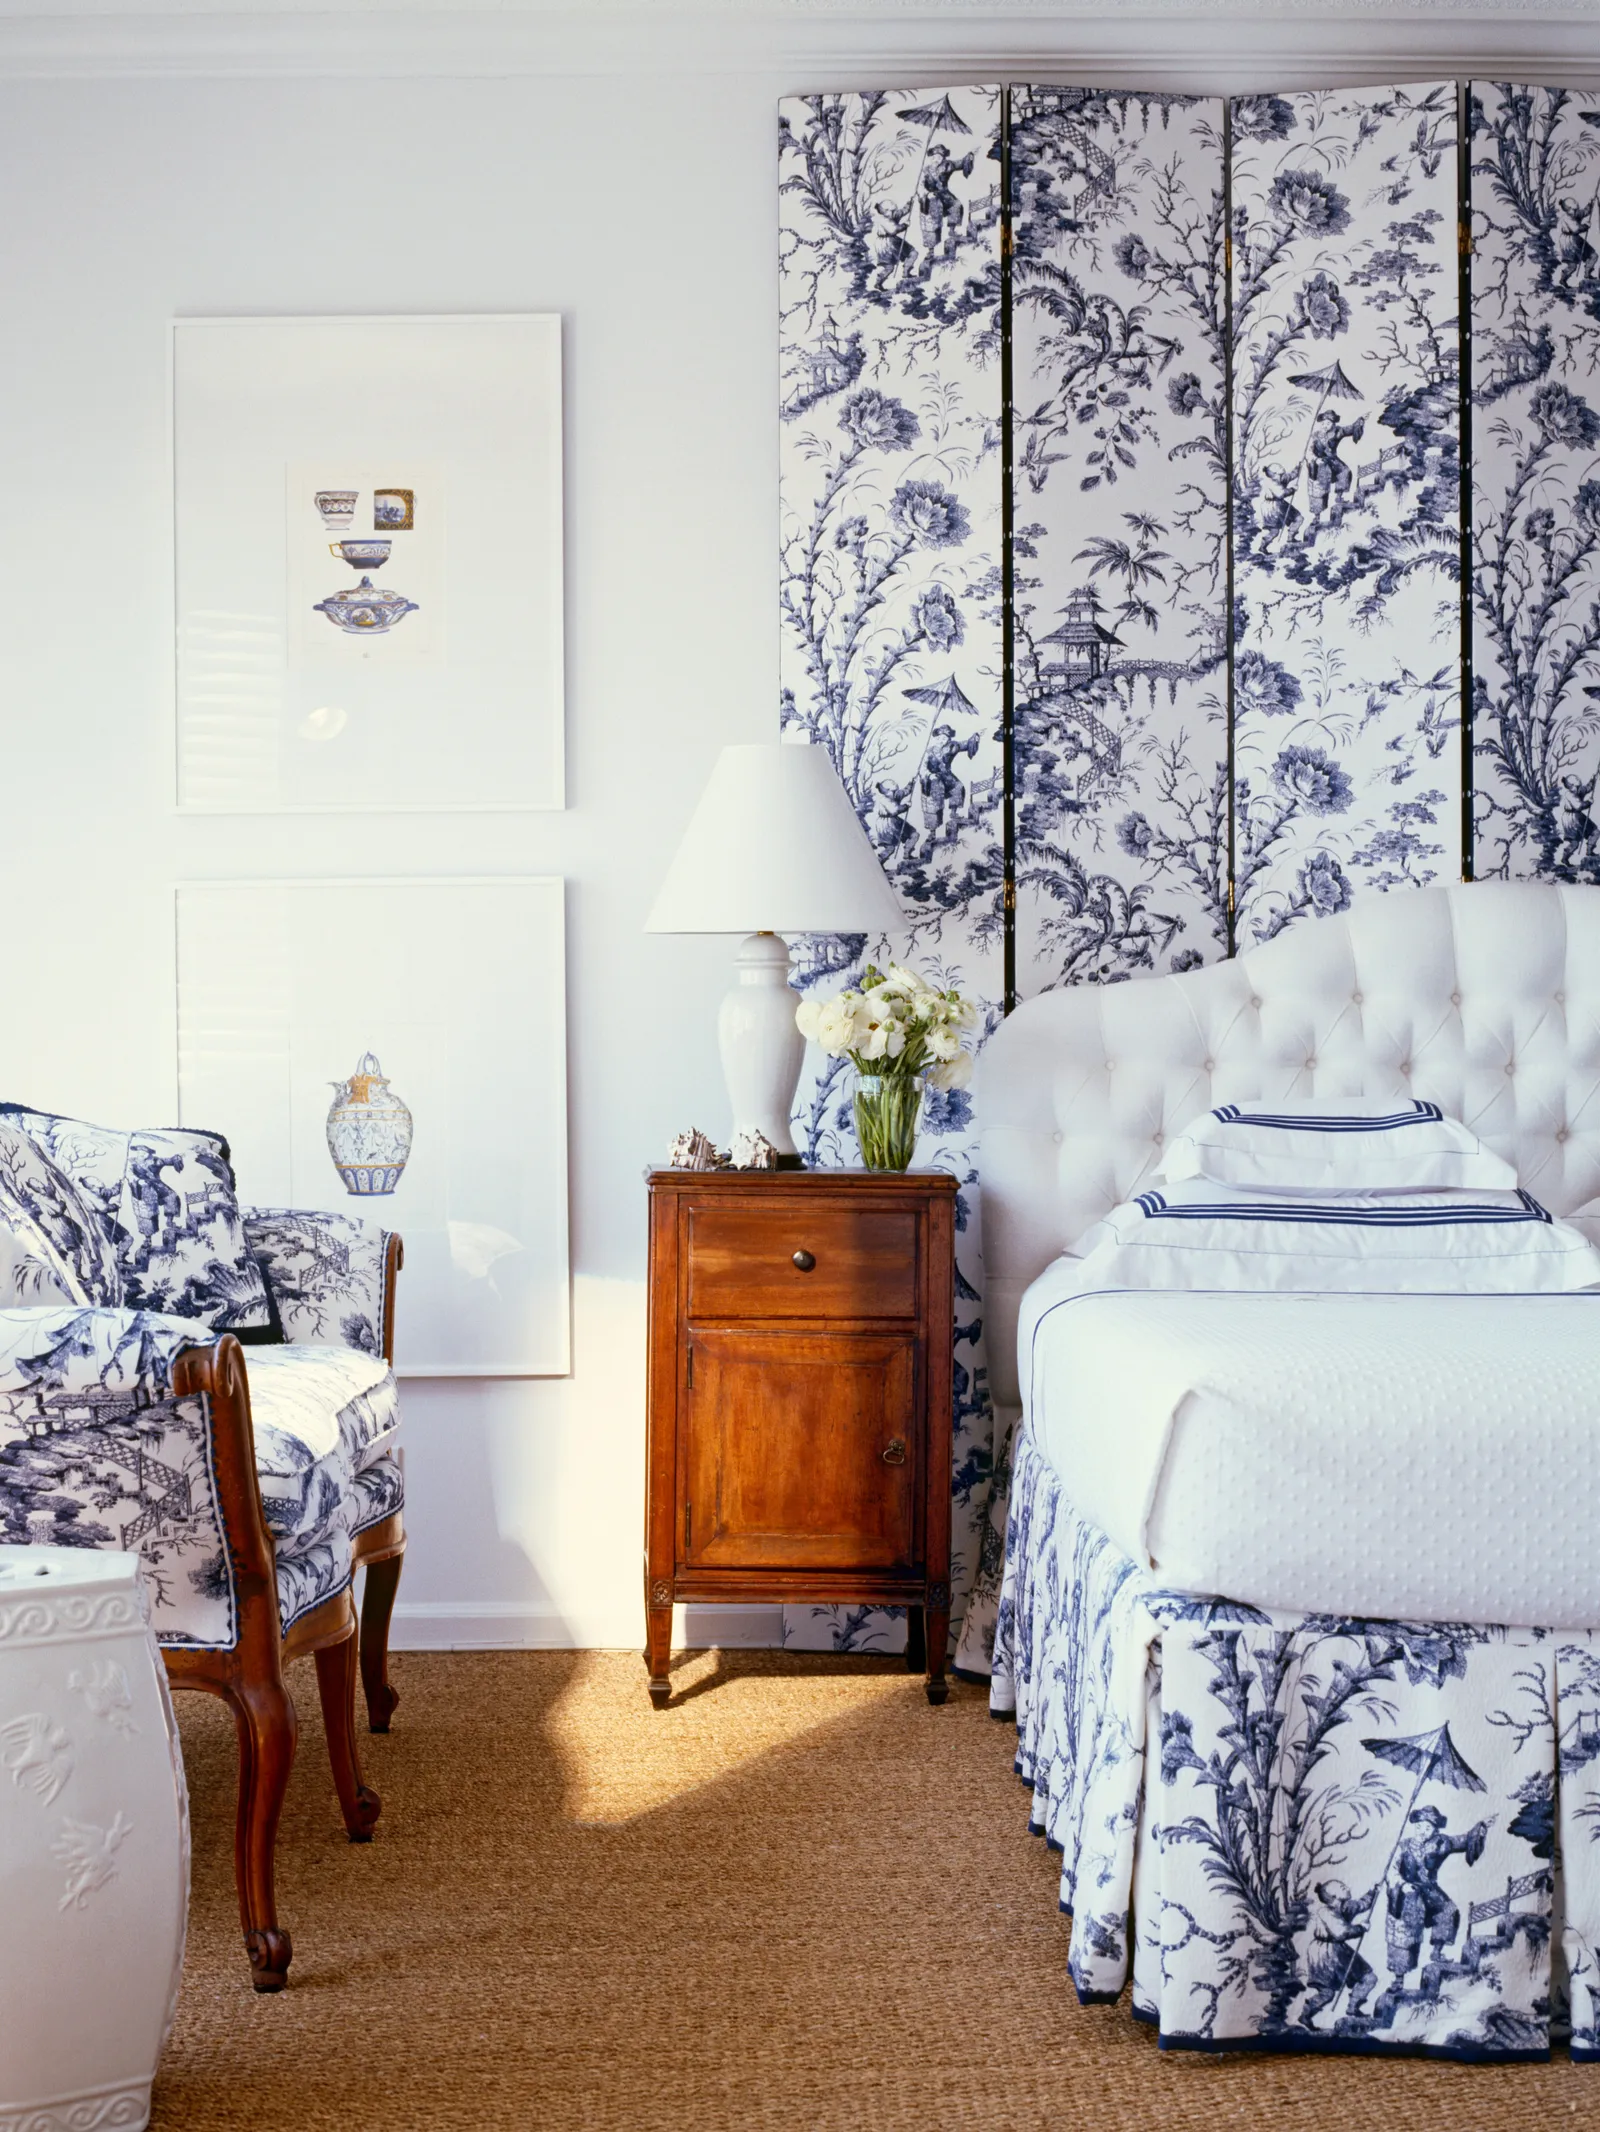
[646,741,903,1164]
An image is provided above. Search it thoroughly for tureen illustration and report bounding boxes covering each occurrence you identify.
[313,576,419,635]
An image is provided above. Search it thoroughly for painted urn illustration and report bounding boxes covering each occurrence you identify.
[326,1052,414,1196]
[313,577,420,635]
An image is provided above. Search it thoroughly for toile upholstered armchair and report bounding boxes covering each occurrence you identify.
[0,1105,406,1991]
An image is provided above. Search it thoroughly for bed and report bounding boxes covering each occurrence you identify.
[979,881,1600,2061]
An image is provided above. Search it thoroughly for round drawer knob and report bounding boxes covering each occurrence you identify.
[791,1249,816,1272]
[881,1437,907,1466]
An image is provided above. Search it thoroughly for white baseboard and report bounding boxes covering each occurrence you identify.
[389,1600,785,1652]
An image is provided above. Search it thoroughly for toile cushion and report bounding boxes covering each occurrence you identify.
[0,1122,124,1306]
[242,1344,400,1632]
[2,1106,273,1336]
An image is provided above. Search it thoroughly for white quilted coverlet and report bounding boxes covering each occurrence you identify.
[1022,1260,1600,1627]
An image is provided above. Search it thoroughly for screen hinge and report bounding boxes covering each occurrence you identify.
[1003,879,1016,912]
[1458,220,1473,259]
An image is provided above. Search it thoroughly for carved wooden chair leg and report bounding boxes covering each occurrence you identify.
[227,1676,298,1992]
[358,1548,404,1734]
[315,1626,382,1843]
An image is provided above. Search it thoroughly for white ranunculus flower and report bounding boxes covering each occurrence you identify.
[815,999,863,1054]
[926,1027,960,1062]
[885,963,924,996]
[928,1050,973,1091]
[858,1019,892,1061]
[795,997,822,1040]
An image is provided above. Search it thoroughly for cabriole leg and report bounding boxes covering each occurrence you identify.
[315,1629,382,1842]
[359,1552,404,1733]
[227,1678,298,1990]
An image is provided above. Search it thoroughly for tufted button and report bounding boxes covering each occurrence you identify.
[1153,1131,1163,1146]
[1556,990,1566,1005]
[1557,1127,1570,1143]
[1451,990,1461,1006]
[1249,996,1261,1010]
[1505,1062,1515,1077]
[1052,1130,1063,1144]
[1352,991,1363,1006]
[1203,1058,1215,1073]
[1400,1062,1412,1076]
[1305,1057,1317,1070]
[1104,1060,1115,1074]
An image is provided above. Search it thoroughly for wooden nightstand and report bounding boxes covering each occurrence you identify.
[644,1167,958,1708]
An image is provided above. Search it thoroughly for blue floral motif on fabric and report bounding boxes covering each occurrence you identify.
[244,1207,394,1358]
[1009,87,1230,992]
[1230,85,1462,943]
[1470,84,1600,883]
[993,1423,1600,2059]
[2,1106,273,1333]
[778,87,1003,1670]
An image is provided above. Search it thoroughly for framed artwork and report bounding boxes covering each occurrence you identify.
[172,315,564,813]
[175,878,570,1377]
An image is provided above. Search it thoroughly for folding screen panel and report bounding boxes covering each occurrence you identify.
[1011,88,1230,997]
[1470,83,1600,882]
[778,89,1003,1661]
[1230,84,1463,943]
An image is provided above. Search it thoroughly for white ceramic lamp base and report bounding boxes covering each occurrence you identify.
[0,1548,189,2132]
[717,933,804,1162]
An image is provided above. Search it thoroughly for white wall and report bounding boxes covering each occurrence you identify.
[0,3,1591,1648]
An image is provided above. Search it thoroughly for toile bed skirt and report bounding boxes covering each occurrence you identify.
[990,1420,1600,2061]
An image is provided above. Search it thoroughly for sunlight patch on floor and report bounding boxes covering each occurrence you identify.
[546,1649,911,1826]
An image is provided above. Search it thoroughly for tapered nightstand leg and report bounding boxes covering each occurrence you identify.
[645,1599,673,1709]
[904,1605,926,1674]
[925,1605,949,1706]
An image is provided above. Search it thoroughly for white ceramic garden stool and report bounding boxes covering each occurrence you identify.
[0,1547,189,2132]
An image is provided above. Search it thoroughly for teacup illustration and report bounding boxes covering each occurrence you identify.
[315,490,359,532]
[328,538,392,571]
[373,488,414,531]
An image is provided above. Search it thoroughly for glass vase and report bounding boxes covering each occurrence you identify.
[853,1072,922,1172]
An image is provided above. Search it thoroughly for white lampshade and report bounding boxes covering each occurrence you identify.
[645,742,902,935]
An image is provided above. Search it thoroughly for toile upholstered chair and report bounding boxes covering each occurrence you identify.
[0,1104,406,1991]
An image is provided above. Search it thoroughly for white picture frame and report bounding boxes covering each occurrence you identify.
[172,314,564,814]
[176,878,570,1377]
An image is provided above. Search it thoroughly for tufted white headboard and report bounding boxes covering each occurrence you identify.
[977,882,1600,1407]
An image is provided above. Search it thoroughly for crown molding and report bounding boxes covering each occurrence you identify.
[0,3,1594,83]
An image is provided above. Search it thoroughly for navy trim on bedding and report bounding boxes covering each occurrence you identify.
[1132,1188,1551,1226]
[1211,1100,1444,1130]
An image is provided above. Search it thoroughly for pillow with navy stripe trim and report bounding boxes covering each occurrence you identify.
[1071,1180,1600,1294]
[1155,1095,1518,1194]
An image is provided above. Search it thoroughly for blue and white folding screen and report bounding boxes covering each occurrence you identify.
[778,79,1600,1668]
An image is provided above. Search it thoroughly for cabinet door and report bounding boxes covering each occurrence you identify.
[681,1329,918,1572]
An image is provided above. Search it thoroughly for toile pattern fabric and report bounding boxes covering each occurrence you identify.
[0,1306,236,1647]
[1,1105,272,1333]
[244,1206,393,1358]
[0,1121,124,1308]
[1010,87,1229,996]
[778,86,1003,1669]
[245,1342,399,1582]
[993,1423,1600,2061]
[1470,83,1600,884]
[1230,84,1463,945]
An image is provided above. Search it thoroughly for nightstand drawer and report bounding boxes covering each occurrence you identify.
[684,1202,918,1320]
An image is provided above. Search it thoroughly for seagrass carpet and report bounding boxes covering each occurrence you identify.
[155,1650,1590,2131]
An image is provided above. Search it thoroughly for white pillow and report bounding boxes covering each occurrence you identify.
[1155,1096,1518,1194]
[1071,1180,1600,1294]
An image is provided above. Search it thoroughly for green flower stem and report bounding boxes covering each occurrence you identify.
[854,1072,923,1172]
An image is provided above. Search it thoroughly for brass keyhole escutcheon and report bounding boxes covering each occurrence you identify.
[882,1437,907,1466]
[791,1249,816,1272]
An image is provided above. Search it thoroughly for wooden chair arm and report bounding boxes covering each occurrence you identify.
[172,1334,279,1633]
[381,1234,404,1368]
